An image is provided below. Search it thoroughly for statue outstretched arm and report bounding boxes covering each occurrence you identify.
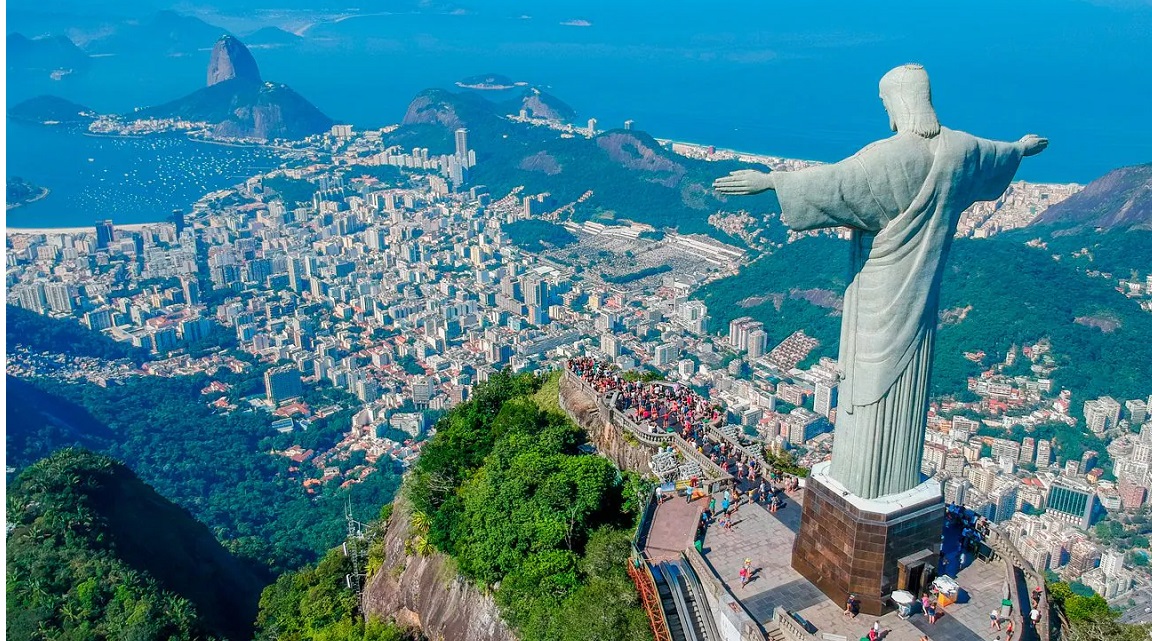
[1018,134,1048,157]
[713,169,775,195]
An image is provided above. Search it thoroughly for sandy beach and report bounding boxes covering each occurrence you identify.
[5,222,161,235]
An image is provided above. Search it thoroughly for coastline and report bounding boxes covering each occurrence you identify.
[6,186,51,210]
[5,222,161,235]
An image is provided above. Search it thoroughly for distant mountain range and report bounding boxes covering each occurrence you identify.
[9,33,331,141]
[81,10,232,56]
[6,33,90,78]
[394,86,776,238]
[242,26,302,47]
[1031,162,1152,232]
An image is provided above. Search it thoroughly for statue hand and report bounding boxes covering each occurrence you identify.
[1018,134,1048,157]
[713,169,775,195]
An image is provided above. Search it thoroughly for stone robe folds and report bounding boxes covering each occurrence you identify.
[773,128,1023,499]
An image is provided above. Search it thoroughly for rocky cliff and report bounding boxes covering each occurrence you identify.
[361,498,516,641]
[207,35,261,86]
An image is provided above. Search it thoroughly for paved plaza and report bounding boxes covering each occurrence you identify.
[647,493,706,563]
[699,489,1013,641]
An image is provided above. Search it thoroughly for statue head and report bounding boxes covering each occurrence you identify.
[879,63,940,138]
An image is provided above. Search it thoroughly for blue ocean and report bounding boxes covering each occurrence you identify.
[7,0,1152,226]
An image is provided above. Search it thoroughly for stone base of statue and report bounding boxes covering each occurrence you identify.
[791,462,945,616]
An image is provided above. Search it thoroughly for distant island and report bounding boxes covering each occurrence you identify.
[8,95,96,126]
[455,73,528,90]
[7,177,49,209]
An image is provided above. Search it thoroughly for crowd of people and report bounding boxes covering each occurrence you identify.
[567,358,797,510]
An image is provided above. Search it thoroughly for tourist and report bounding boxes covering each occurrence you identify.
[1030,607,1041,626]
[925,599,937,624]
[1005,618,1015,641]
[739,566,749,589]
[844,593,860,618]
[990,609,1001,630]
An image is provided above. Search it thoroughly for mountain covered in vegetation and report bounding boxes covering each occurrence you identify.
[695,233,1152,435]
[139,35,332,140]
[396,370,653,641]
[8,94,97,125]
[6,449,268,640]
[1032,162,1152,232]
[6,33,90,76]
[391,86,776,239]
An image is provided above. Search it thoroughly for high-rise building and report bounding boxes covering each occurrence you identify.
[951,416,979,441]
[1036,439,1053,467]
[677,300,708,334]
[264,366,303,403]
[623,119,634,130]
[412,376,433,405]
[601,333,621,358]
[1100,550,1125,577]
[1066,539,1102,578]
[181,276,201,306]
[1125,399,1148,426]
[454,128,471,168]
[44,282,73,313]
[1048,478,1098,530]
[171,208,186,237]
[1081,450,1099,473]
[784,408,830,445]
[95,219,115,250]
[728,317,765,353]
[990,480,1019,522]
[587,118,597,135]
[677,359,696,380]
[1083,396,1121,434]
[653,343,678,367]
[1020,437,1036,465]
[523,277,549,308]
[16,282,48,313]
[746,329,768,360]
[813,380,838,418]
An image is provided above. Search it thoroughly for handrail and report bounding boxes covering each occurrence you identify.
[984,525,1051,641]
[565,366,734,488]
[660,561,702,641]
[678,552,721,641]
[773,606,816,641]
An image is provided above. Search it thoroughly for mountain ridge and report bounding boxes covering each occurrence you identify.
[6,449,268,640]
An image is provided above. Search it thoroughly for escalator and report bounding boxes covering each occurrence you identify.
[652,563,688,641]
[653,559,717,641]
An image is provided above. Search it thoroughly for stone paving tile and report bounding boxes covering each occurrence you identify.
[646,493,706,563]
[700,489,1012,641]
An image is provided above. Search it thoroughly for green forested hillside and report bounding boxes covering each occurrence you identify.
[392,88,778,238]
[6,449,266,640]
[7,304,148,364]
[405,370,652,641]
[7,373,402,574]
[256,544,420,641]
[695,234,1152,415]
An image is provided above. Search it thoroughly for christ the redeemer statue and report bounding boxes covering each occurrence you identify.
[714,64,1047,500]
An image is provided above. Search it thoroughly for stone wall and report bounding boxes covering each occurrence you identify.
[559,371,654,475]
[361,499,516,641]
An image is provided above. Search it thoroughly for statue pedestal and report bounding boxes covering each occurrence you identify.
[791,462,945,616]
